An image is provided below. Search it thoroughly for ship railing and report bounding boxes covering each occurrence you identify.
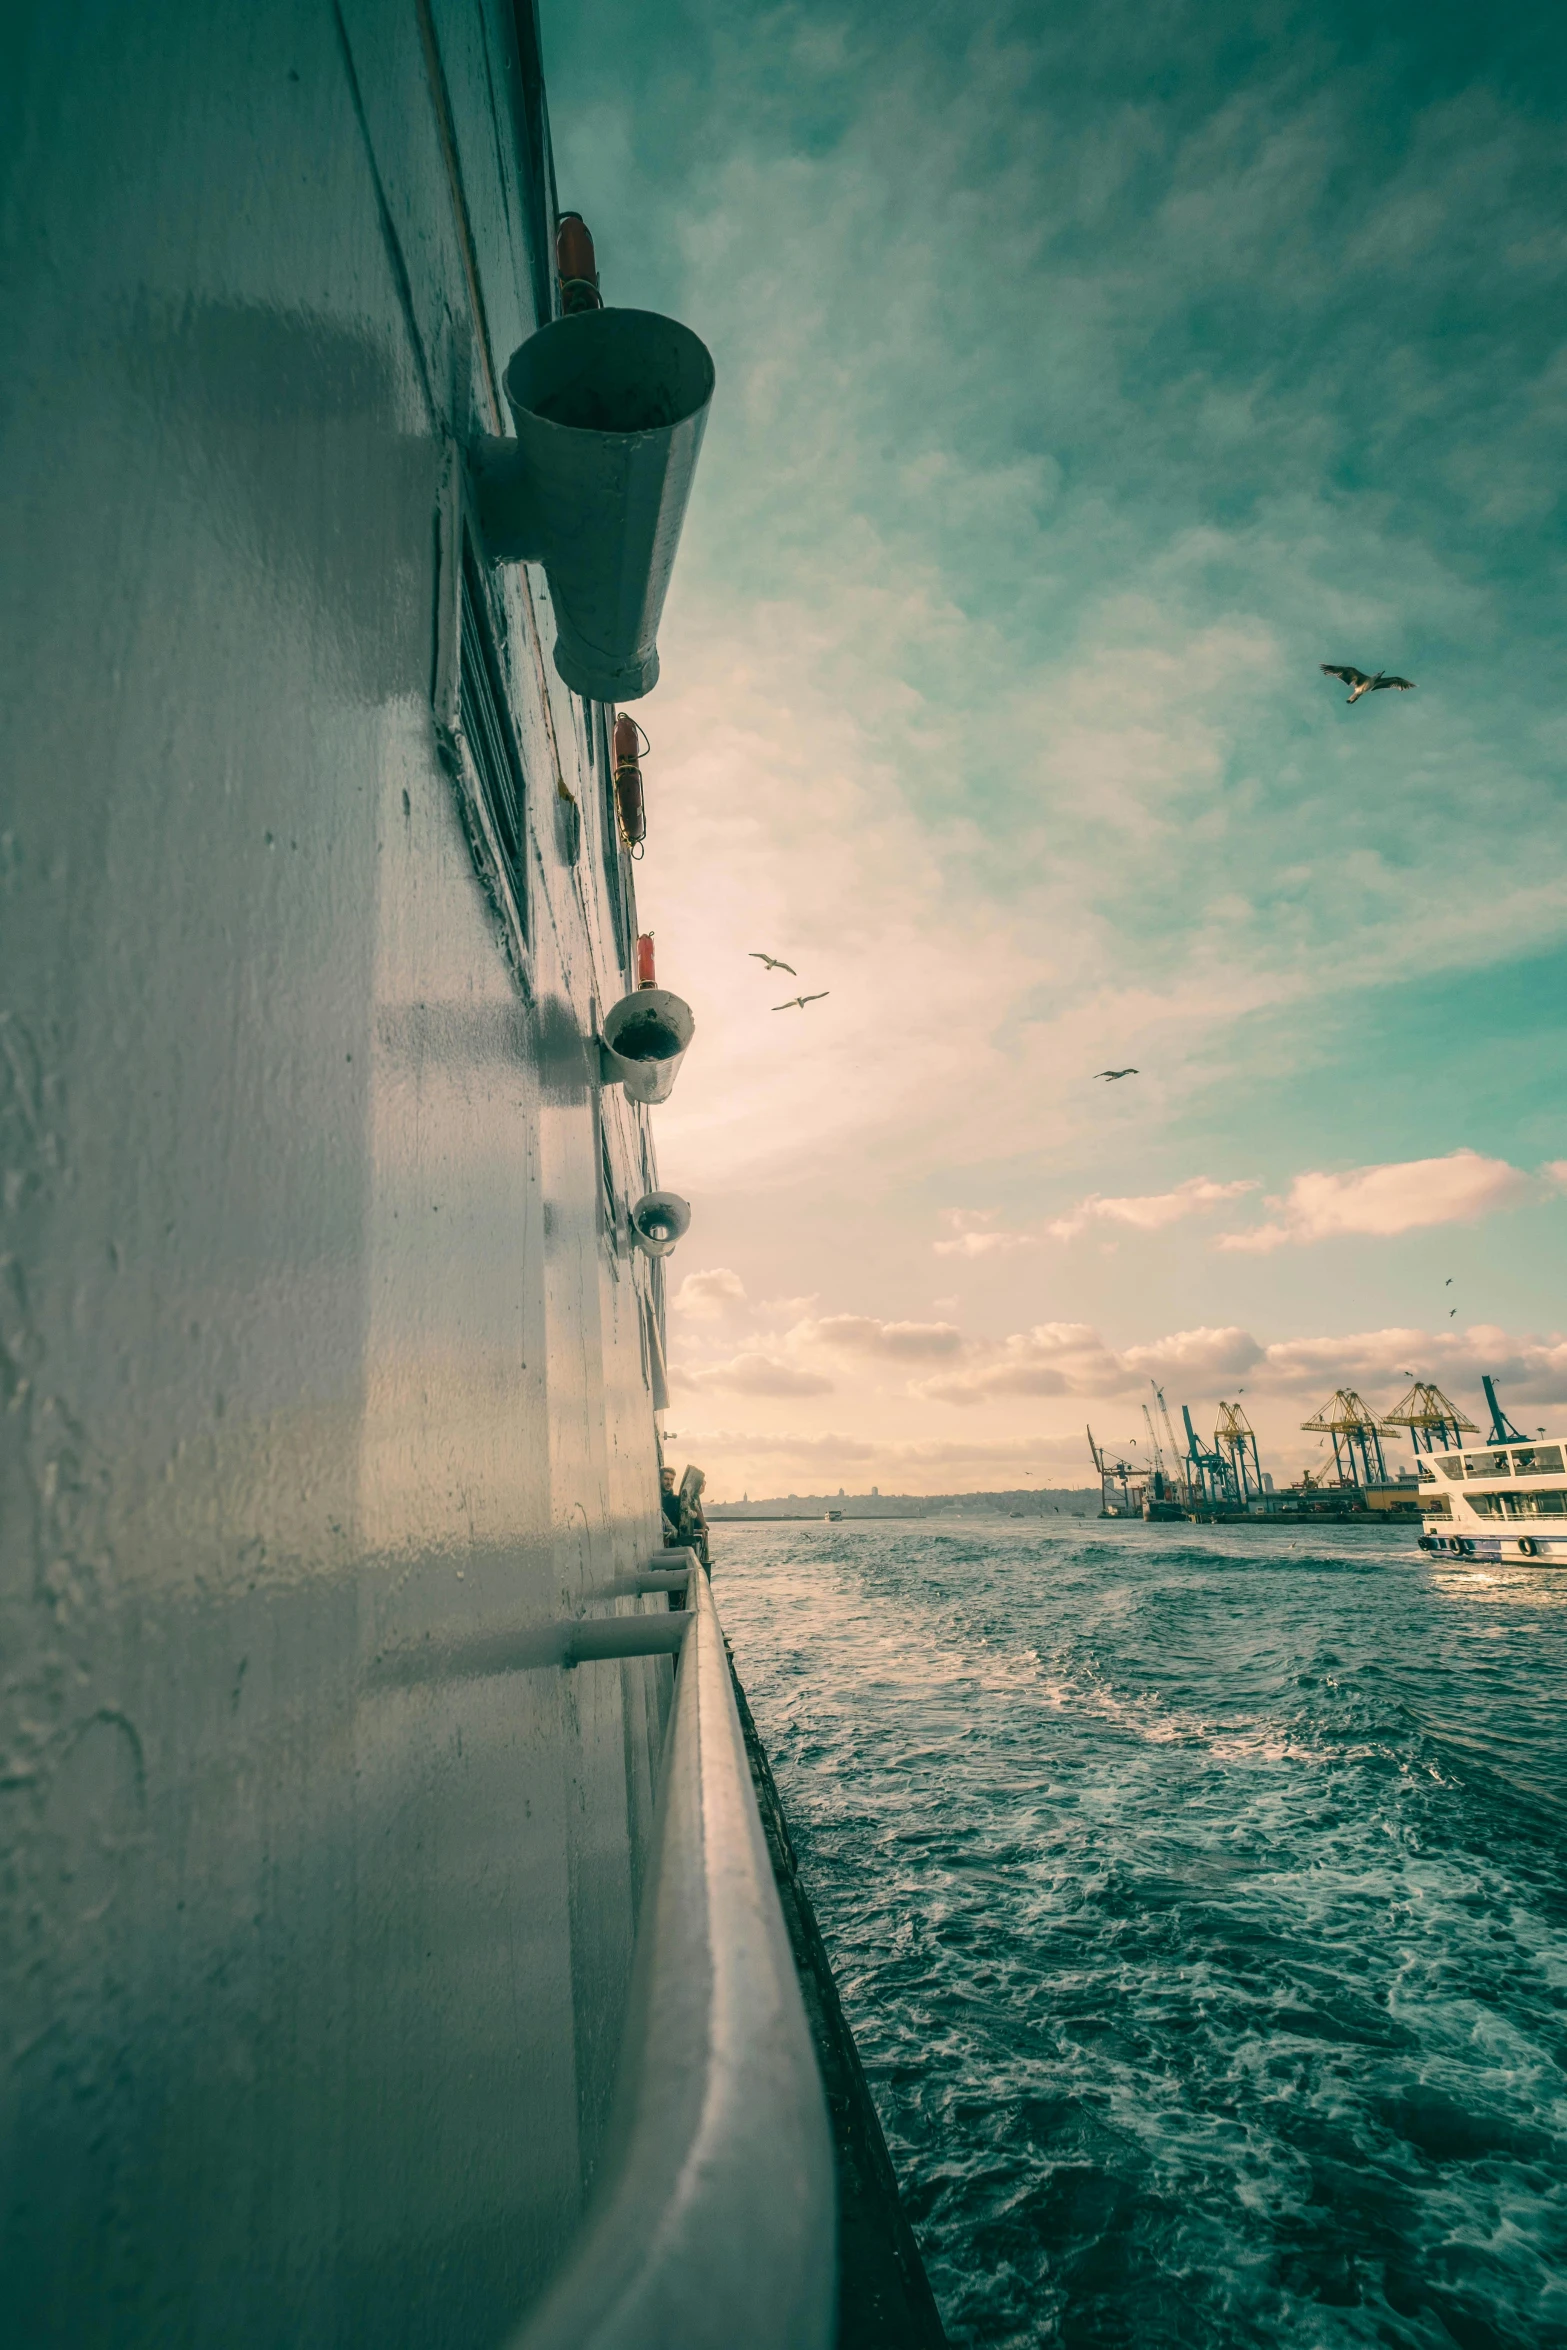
[513,1549,836,2350]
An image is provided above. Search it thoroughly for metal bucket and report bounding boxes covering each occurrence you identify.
[600,987,695,1104]
[475,309,715,701]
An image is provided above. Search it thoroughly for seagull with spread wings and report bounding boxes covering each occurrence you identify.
[749,952,796,974]
[1095,1067,1138,1081]
[773,992,829,1011]
[1320,664,1416,704]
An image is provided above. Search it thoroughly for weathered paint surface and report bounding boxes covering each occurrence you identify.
[0,4,673,2338]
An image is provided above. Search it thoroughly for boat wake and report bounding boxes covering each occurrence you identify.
[718,1519,1567,2349]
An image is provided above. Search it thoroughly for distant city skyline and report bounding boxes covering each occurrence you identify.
[549,0,1567,1496]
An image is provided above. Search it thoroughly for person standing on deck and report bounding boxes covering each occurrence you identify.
[677,1464,711,1571]
[660,1466,683,1545]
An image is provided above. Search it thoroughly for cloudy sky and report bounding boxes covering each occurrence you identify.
[547,0,1567,1496]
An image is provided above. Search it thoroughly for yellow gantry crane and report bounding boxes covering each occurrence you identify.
[1379,1381,1476,1458]
[1214,1400,1263,1501]
[1300,1390,1388,1487]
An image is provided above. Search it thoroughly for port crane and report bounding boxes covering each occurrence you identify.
[1137,1401,1190,1515]
[1087,1424,1143,1517]
[1481,1374,1526,1446]
[1141,1404,1169,1492]
[1379,1381,1475,1457]
[1151,1385,1189,1507]
[1300,1390,1387,1487]
[1182,1404,1235,1509]
[1215,1400,1263,1502]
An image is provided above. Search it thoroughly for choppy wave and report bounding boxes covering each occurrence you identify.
[715,1520,1567,2349]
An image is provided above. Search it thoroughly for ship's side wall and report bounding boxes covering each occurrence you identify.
[0,4,669,2339]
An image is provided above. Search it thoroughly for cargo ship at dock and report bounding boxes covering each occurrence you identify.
[0,10,943,2346]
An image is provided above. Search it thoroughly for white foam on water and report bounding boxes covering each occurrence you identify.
[717,1519,1567,2348]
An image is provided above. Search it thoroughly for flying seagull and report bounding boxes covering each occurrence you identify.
[1320,664,1416,704]
[749,952,796,974]
[1095,1067,1139,1081]
[773,992,829,1011]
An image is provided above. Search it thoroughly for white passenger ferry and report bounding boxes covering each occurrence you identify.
[1417,1438,1567,1562]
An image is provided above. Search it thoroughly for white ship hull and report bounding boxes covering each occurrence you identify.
[1422,1531,1567,1563]
[1417,1435,1567,1565]
[0,8,846,2343]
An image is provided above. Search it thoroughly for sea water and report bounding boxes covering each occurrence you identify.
[715,1519,1567,2349]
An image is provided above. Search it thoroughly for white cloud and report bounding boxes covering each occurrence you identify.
[1259,1326,1436,1386]
[929,1180,1255,1255]
[925,1153,1553,1269]
[1048,1175,1256,1241]
[912,1322,1125,1405]
[805,1313,965,1359]
[906,1311,1567,1415]
[674,1279,1567,1438]
[932,1208,1040,1258]
[671,1349,835,1397]
[671,1266,749,1319]
[1259,1323,1567,1404]
[1122,1326,1265,1378]
[1216,1149,1531,1250]
[908,1318,1263,1405]
[934,1228,1040,1258]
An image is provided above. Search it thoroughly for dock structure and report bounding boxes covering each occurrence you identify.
[1088,1373,1536,1528]
[1090,1384,1437,1523]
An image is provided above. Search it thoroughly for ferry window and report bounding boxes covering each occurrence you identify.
[1512,1446,1563,1476]
[1436,1458,1465,1481]
[1466,1492,1507,1517]
[1421,1494,1452,1516]
[1462,1451,1510,1478]
[1513,1489,1567,1517]
[598,705,633,976]
[599,1111,618,1238]
[459,538,529,940]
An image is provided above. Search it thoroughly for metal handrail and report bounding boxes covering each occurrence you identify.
[513,1555,836,2350]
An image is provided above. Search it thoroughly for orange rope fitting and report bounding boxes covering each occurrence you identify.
[556,212,602,314]
[612,712,649,853]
